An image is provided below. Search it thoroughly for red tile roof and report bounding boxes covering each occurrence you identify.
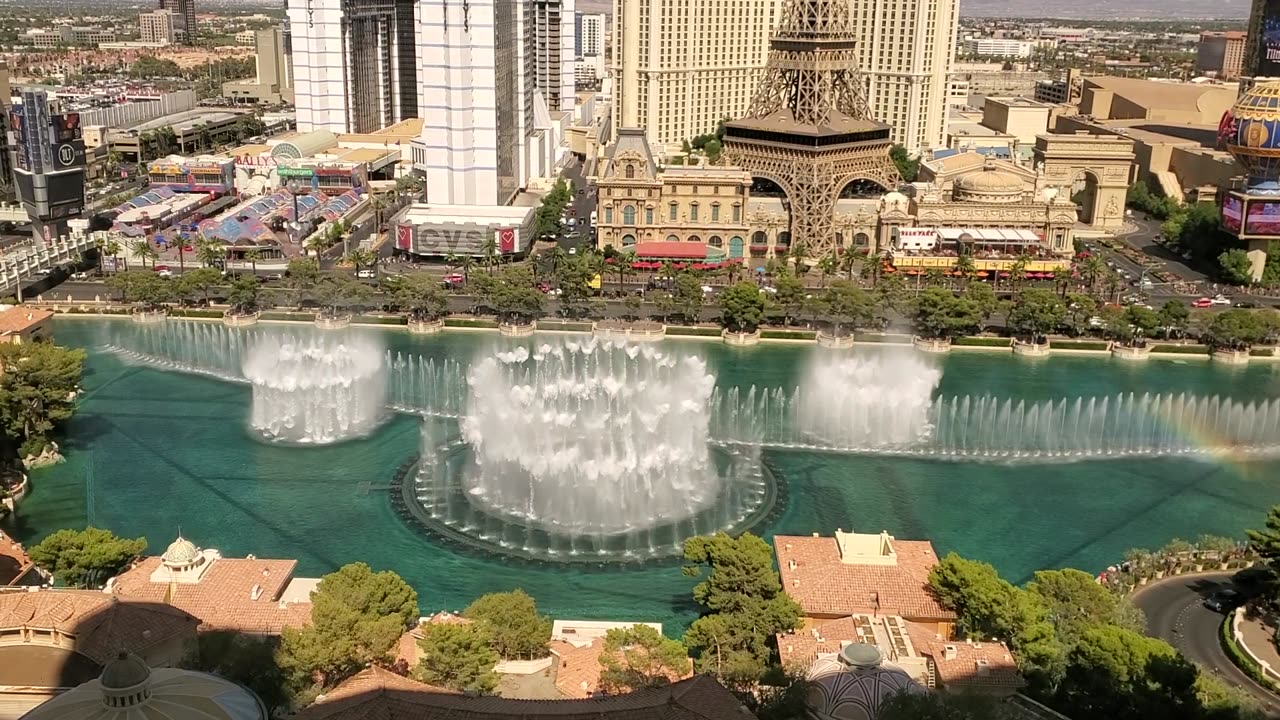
[634,242,707,259]
[776,617,871,669]
[904,622,1024,692]
[0,308,52,335]
[774,535,954,621]
[319,666,455,704]
[109,555,311,635]
[550,640,606,698]
[0,589,199,666]
[295,674,748,720]
[0,531,35,586]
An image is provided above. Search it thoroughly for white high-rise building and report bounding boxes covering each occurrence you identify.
[576,13,605,56]
[849,0,959,154]
[411,0,575,205]
[612,0,783,147]
[287,0,419,134]
[139,9,175,45]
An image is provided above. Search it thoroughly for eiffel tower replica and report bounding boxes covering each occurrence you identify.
[723,0,901,259]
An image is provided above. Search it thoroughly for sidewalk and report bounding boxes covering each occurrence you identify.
[1239,613,1280,678]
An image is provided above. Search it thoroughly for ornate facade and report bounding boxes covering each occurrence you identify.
[595,128,752,258]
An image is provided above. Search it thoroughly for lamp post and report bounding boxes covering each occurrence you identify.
[286,178,303,248]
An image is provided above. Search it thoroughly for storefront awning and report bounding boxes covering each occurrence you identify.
[634,242,707,259]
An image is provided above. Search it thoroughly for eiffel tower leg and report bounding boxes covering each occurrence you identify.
[791,163,838,260]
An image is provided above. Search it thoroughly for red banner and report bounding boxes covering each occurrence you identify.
[397,224,413,250]
[498,227,516,253]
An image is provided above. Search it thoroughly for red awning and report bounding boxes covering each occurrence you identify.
[634,242,707,259]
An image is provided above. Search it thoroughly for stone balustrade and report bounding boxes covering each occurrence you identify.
[498,322,536,338]
[913,337,952,354]
[1212,348,1250,365]
[1012,339,1051,357]
[223,311,261,327]
[1110,343,1151,361]
[408,318,445,335]
[315,314,352,330]
[816,331,856,349]
[722,328,761,346]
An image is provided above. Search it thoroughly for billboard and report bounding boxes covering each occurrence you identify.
[1223,194,1244,233]
[401,223,524,256]
[1246,200,1280,235]
[1261,0,1280,77]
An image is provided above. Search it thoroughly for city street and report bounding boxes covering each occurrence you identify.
[559,156,596,252]
[1132,572,1280,716]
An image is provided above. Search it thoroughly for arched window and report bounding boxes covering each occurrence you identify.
[669,203,678,221]
[689,235,701,245]
[709,236,723,247]
[777,231,791,247]
[604,206,613,224]
[622,234,637,246]
[752,230,767,244]
[623,206,636,225]
[732,204,741,222]
[835,232,843,247]
[690,203,699,221]
[711,203,720,221]
[729,236,745,258]
[625,165,635,179]
[645,207,654,224]
[853,232,870,247]
[666,234,679,242]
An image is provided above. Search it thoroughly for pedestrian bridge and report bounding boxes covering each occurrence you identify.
[0,231,103,297]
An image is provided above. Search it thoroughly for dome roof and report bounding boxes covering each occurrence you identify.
[100,652,151,690]
[955,168,1024,194]
[22,667,267,720]
[805,645,924,720]
[162,536,200,565]
[1226,82,1280,187]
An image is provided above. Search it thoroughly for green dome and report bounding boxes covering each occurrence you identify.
[161,536,199,565]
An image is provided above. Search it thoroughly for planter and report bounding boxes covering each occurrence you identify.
[131,309,167,324]
[1212,348,1250,365]
[1012,339,1051,357]
[407,318,445,335]
[593,321,665,342]
[1155,571,1165,579]
[1221,562,1230,570]
[913,337,952,354]
[722,328,761,346]
[1111,344,1151,361]
[498,322,536,338]
[223,311,260,327]
[315,314,352,330]
[816,330,856,349]
[1138,576,1148,586]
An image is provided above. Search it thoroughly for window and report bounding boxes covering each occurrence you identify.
[690,203,699,221]
[666,234,679,242]
[622,234,637,246]
[625,165,635,179]
[604,207,613,224]
[732,204,741,222]
[711,203,720,221]
[623,206,636,225]
[669,203,678,221]
[709,236,723,247]
[645,207,654,224]
[689,235,701,245]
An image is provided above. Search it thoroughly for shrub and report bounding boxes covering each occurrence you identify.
[1250,347,1278,357]
[665,326,722,337]
[1220,614,1280,693]
[169,309,225,319]
[1050,340,1109,351]
[1151,344,1210,355]
[854,332,912,344]
[760,329,817,340]
[536,320,593,332]
[259,311,315,322]
[353,315,407,325]
[953,336,1012,347]
[445,318,499,329]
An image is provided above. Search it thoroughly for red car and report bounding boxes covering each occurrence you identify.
[444,273,465,284]
[1192,297,1213,308]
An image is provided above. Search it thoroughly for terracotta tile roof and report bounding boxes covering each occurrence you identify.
[109,555,311,635]
[903,621,1024,692]
[0,589,198,665]
[320,666,456,703]
[0,308,52,335]
[776,617,867,669]
[295,674,749,720]
[0,531,35,586]
[774,535,954,621]
[550,639,606,698]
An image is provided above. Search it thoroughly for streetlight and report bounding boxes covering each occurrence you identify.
[286,178,303,248]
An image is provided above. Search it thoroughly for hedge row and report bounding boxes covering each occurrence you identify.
[259,312,315,322]
[854,333,912,344]
[1151,344,1210,355]
[1250,347,1278,357]
[1219,614,1280,693]
[444,318,500,329]
[665,326,722,337]
[536,321,594,332]
[1050,340,1109,351]
[354,315,408,325]
[169,309,224,319]
[953,336,1012,347]
[761,329,817,340]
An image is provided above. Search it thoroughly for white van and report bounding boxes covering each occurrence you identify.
[589,210,598,225]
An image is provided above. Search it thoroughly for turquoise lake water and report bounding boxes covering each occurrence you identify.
[6,318,1280,630]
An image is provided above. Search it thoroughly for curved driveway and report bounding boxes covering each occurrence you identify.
[1132,572,1280,715]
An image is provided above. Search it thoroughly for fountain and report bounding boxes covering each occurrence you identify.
[241,333,387,444]
[793,351,942,449]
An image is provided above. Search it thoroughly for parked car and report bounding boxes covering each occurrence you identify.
[154,265,173,278]
[1193,298,1214,308]
[1204,589,1239,613]
[71,271,89,280]
[1235,300,1262,309]
[1211,295,1232,306]
[444,273,465,284]
[265,273,284,281]
[355,269,376,279]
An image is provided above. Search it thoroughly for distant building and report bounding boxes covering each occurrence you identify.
[575,12,605,56]
[106,535,315,636]
[138,10,175,45]
[548,620,689,698]
[222,28,294,104]
[1075,75,1236,126]
[23,26,117,48]
[1196,31,1246,80]
[10,88,89,242]
[981,96,1053,146]
[963,38,1032,58]
[158,0,197,44]
[1034,68,1082,105]
[0,307,54,344]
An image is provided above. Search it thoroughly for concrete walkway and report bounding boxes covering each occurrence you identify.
[1239,613,1280,682]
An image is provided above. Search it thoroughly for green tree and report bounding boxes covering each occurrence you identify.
[285,258,321,307]
[1055,626,1200,719]
[489,266,544,323]
[388,273,448,320]
[1204,308,1274,350]
[1007,288,1067,343]
[313,271,371,316]
[0,341,85,457]
[1158,300,1191,339]
[463,589,552,660]
[720,282,765,332]
[414,622,499,693]
[28,526,146,588]
[178,266,222,305]
[879,688,1024,720]
[824,280,875,334]
[195,240,226,268]
[1218,248,1256,286]
[598,624,689,694]
[773,271,806,326]
[1065,293,1098,336]
[184,631,289,715]
[681,533,802,689]
[1025,568,1144,646]
[1247,505,1280,564]
[889,144,919,182]
[129,239,159,269]
[962,282,999,328]
[226,275,261,314]
[673,272,705,322]
[277,563,419,687]
[912,287,980,340]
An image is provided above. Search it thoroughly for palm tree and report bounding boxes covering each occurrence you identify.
[1009,256,1029,296]
[617,249,637,291]
[1079,255,1106,296]
[245,249,262,273]
[130,239,158,269]
[481,237,499,273]
[196,240,224,269]
[100,239,122,272]
[104,150,123,178]
[305,234,329,259]
[458,256,475,285]
[368,193,389,235]
[954,254,976,289]
[817,255,838,288]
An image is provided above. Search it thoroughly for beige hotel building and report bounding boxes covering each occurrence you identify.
[612,0,957,155]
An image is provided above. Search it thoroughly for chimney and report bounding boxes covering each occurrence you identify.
[975,659,990,675]
[942,644,958,661]
[792,579,800,587]
[785,543,792,551]
[788,559,796,571]
[250,583,263,601]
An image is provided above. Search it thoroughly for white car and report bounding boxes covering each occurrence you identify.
[701,285,714,294]
[1211,295,1232,306]
[355,269,376,279]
